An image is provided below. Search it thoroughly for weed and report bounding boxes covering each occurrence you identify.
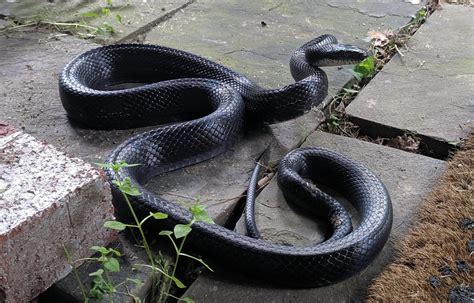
[0,0,125,40]
[66,161,213,302]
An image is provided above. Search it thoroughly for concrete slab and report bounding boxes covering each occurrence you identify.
[0,0,192,43]
[0,28,273,223]
[144,0,423,102]
[347,6,474,154]
[0,131,116,303]
[184,132,447,303]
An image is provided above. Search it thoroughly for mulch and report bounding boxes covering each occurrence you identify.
[366,133,473,302]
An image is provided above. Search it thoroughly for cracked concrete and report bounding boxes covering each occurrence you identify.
[347,5,474,156]
[0,0,443,302]
[185,132,447,303]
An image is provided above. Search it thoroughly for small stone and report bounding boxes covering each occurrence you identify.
[429,276,441,288]
[456,260,470,273]
[449,284,474,303]
[439,265,454,277]
[460,218,474,230]
[467,240,474,253]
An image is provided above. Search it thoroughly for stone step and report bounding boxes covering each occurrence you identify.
[183,131,447,303]
[0,131,116,303]
[346,5,474,158]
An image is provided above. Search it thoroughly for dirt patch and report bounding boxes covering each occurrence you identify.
[366,133,474,302]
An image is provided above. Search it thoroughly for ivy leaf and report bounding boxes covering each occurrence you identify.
[174,224,192,239]
[104,257,120,272]
[104,220,127,231]
[180,297,195,303]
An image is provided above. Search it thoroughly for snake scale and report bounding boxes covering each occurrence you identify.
[59,35,393,287]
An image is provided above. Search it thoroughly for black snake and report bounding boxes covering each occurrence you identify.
[59,35,393,287]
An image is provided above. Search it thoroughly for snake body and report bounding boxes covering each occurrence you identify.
[59,35,393,287]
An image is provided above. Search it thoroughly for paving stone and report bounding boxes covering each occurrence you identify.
[0,131,116,303]
[1,1,426,300]
[145,0,423,103]
[0,28,273,223]
[0,0,192,43]
[184,132,447,302]
[347,5,474,155]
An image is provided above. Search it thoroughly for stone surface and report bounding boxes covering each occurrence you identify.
[347,5,474,150]
[184,131,447,302]
[0,30,269,225]
[0,0,192,43]
[0,132,116,303]
[145,126,273,225]
[145,0,422,102]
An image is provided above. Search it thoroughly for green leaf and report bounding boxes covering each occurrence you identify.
[172,276,185,288]
[91,246,110,254]
[353,56,375,79]
[109,248,121,257]
[104,220,127,231]
[89,268,104,277]
[101,8,111,16]
[106,0,113,6]
[174,224,192,239]
[117,177,141,196]
[159,230,173,236]
[349,69,363,81]
[115,14,122,24]
[104,257,120,272]
[151,212,168,220]
[190,204,214,224]
[180,297,195,303]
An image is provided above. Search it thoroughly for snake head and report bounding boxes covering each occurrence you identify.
[306,44,371,67]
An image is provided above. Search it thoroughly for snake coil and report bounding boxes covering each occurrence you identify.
[59,35,392,287]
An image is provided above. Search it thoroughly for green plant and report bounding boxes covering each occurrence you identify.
[66,161,213,302]
[0,0,125,39]
[350,56,375,80]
